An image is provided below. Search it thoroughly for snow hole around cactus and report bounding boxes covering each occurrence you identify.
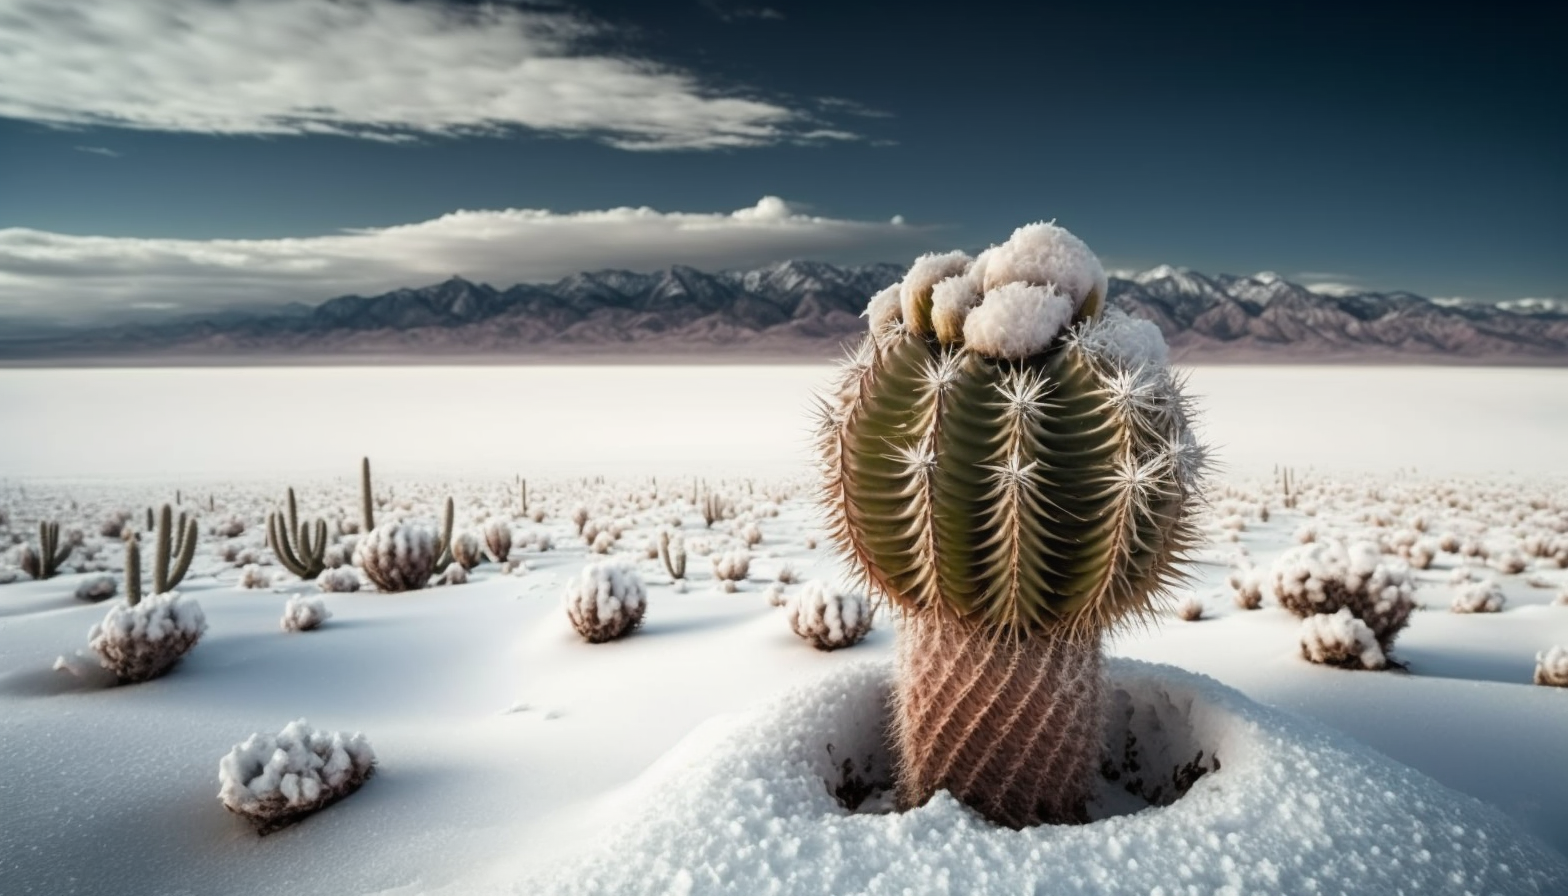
[536,658,1568,895]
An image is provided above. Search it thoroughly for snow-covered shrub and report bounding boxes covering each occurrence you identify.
[1293,524,1318,544]
[1174,593,1204,621]
[1535,646,1568,687]
[1451,580,1506,614]
[1226,565,1265,610]
[449,531,483,570]
[804,535,818,550]
[74,574,117,602]
[0,567,21,585]
[776,564,798,585]
[571,506,590,534]
[1437,532,1462,554]
[711,549,751,582]
[482,520,512,563]
[1299,609,1386,670]
[1408,538,1438,570]
[741,522,764,547]
[218,719,375,834]
[763,582,788,607]
[1448,566,1477,585]
[88,592,206,683]
[355,523,437,592]
[787,581,872,651]
[316,567,360,593]
[281,595,332,632]
[590,530,615,554]
[322,544,350,569]
[212,515,247,538]
[1488,548,1528,576]
[1271,540,1416,650]
[564,562,647,643]
[240,564,273,589]
[436,563,468,586]
[99,510,133,538]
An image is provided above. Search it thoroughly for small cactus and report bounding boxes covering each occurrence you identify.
[787,581,872,650]
[1535,645,1568,687]
[360,457,376,535]
[482,520,512,564]
[658,529,687,580]
[450,531,483,570]
[21,520,73,580]
[355,523,437,592]
[266,489,327,580]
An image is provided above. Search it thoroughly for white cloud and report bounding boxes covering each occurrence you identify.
[72,145,121,158]
[0,197,928,320]
[0,0,848,149]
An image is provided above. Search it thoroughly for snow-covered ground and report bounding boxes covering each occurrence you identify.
[2,365,1567,895]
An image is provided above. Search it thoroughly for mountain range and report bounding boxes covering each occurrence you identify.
[2,261,1564,364]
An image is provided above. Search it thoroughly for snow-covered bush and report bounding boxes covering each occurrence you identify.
[1535,646,1568,687]
[436,563,468,586]
[590,531,615,554]
[1408,538,1438,570]
[315,567,360,593]
[88,592,206,683]
[74,574,117,602]
[450,531,483,570]
[564,562,647,643]
[355,523,437,592]
[763,582,788,607]
[1271,540,1416,650]
[281,595,332,632]
[1226,565,1265,610]
[1300,609,1386,670]
[776,564,798,585]
[787,581,872,651]
[1174,592,1204,621]
[1488,548,1528,576]
[482,520,512,563]
[711,549,751,582]
[741,522,763,547]
[240,563,273,590]
[218,719,375,834]
[212,515,246,538]
[1451,580,1506,614]
[322,544,350,569]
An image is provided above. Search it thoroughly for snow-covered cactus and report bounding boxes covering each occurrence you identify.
[817,222,1206,828]
[1271,540,1416,652]
[281,595,332,632]
[657,529,686,580]
[1300,608,1386,670]
[88,590,207,682]
[21,520,73,580]
[1535,646,1568,687]
[315,566,360,593]
[711,549,750,583]
[359,456,376,534]
[436,562,468,586]
[564,562,646,643]
[148,504,198,595]
[482,520,512,564]
[355,523,438,592]
[218,719,375,834]
[1451,580,1506,614]
[267,488,327,580]
[787,581,872,650]
[450,531,483,570]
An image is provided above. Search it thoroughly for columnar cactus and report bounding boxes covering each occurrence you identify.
[21,520,73,580]
[267,488,327,580]
[817,222,1205,828]
[151,504,199,595]
[360,457,376,535]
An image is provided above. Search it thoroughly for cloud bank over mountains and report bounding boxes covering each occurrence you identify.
[0,198,925,321]
[0,0,851,149]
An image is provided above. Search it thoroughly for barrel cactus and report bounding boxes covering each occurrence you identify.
[816,222,1206,828]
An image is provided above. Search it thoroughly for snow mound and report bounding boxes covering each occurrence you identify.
[786,581,872,650]
[979,221,1108,313]
[74,574,117,602]
[87,592,206,683]
[218,719,375,835]
[963,282,1075,360]
[316,566,360,593]
[280,595,331,633]
[534,658,1568,895]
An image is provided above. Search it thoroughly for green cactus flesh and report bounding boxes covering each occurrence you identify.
[820,327,1201,639]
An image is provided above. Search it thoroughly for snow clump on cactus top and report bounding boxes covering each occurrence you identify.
[218,719,375,834]
[88,591,206,682]
[876,221,1115,360]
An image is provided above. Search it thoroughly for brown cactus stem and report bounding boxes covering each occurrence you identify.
[894,611,1102,828]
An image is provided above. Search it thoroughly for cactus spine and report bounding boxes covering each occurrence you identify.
[21,520,73,580]
[267,488,328,580]
[153,503,198,594]
[818,224,1205,828]
[360,456,376,534]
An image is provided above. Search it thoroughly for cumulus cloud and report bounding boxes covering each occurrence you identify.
[0,0,848,149]
[0,197,928,320]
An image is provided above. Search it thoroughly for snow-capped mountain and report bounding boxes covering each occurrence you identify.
[1,262,1563,363]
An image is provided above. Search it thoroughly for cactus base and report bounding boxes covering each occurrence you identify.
[894,613,1103,828]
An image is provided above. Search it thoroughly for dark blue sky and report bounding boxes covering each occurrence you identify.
[0,0,1563,320]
